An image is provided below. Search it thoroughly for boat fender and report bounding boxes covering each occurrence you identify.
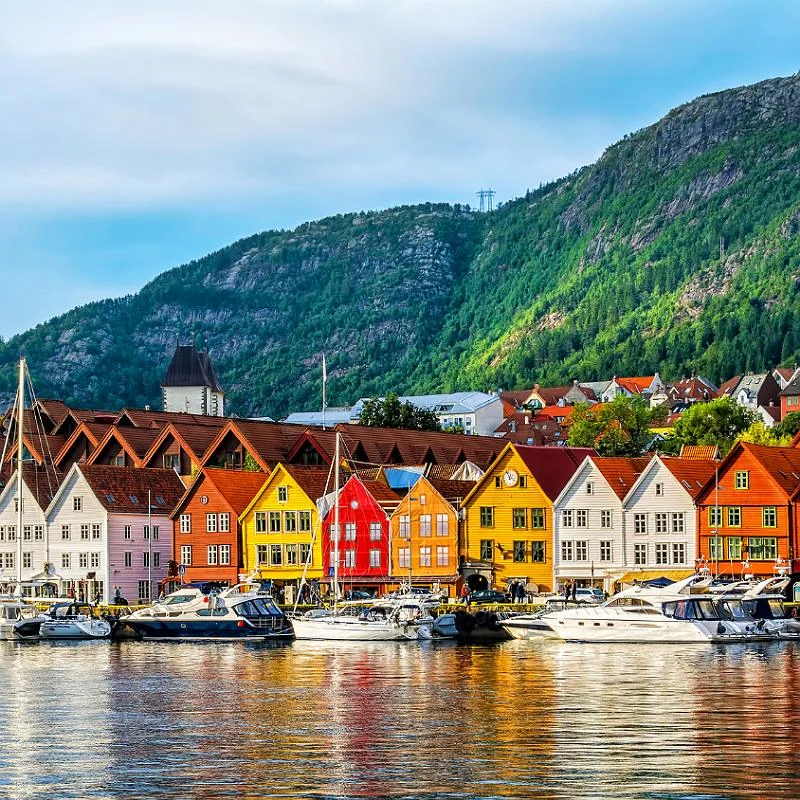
[717,622,727,635]
[488,612,501,631]
[474,610,489,627]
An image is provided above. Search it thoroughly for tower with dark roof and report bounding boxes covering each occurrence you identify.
[161,344,225,417]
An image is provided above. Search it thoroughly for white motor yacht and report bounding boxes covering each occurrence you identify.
[38,602,112,640]
[0,597,42,640]
[501,598,572,640]
[540,576,776,644]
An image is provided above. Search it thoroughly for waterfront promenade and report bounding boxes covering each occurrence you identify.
[0,638,796,798]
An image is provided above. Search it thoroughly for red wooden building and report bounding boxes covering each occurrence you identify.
[695,441,800,580]
[170,468,268,587]
[322,475,399,594]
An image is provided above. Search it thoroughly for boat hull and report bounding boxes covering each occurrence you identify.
[39,619,112,640]
[124,618,294,641]
[291,616,417,641]
[501,615,560,640]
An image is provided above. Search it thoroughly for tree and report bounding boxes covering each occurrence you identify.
[357,393,441,432]
[668,397,757,456]
[775,411,800,439]
[739,420,792,447]
[567,396,665,456]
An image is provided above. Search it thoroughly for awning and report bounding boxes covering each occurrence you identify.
[616,569,694,585]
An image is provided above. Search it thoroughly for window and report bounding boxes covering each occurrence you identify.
[123,525,131,540]
[600,540,612,562]
[513,541,526,562]
[436,546,449,566]
[270,544,282,566]
[330,523,340,541]
[419,515,432,536]
[531,508,545,529]
[34,525,43,541]
[163,453,180,470]
[398,548,410,568]
[672,542,686,564]
[143,551,151,567]
[124,552,132,567]
[370,522,382,541]
[480,539,493,560]
[561,509,574,528]
[479,507,494,528]
[399,516,410,539]
[219,544,231,565]
[518,476,528,488]
[436,514,449,536]
[277,486,289,503]
[280,543,295,566]
[80,524,90,541]
[531,541,546,563]
[61,553,71,569]
[180,514,191,533]
[23,526,31,541]
[763,507,777,528]
[726,536,742,560]
[727,507,741,527]
[586,482,594,495]
[255,512,267,533]
[561,540,574,561]
[369,549,381,568]
[734,470,749,490]
[79,553,88,569]
[0,527,5,542]
[73,497,82,512]
[22,552,31,569]
[575,541,588,561]
[255,544,268,564]
[494,476,501,488]
[419,547,431,567]
[6,527,14,542]
[181,545,192,565]
[138,581,151,603]
[708,506,722,528]
[634,514,647,534]
[747,537,778,560]
[90,553,100,568]
[708,536,723,560]
[576,510,588,528]
[13,498,19,513]
[284,512,298,533]
[655,482,664,496]
[300,543,311,565]
[512,508,527,529]
[344,522,356,541]
[655,543,668,565]
[299,511,312,532]
[634,543,647,565]
[92,524,101,540]
[206,513,217,533]
[671,513,685,534]
[655,513,668,534]
[152,526,159,541]
[419,494,426,506]
[269,512,281,533]
[3,553,13,569]
[143,526,151,540]
[204,546,216,566]
[601,510,612,529]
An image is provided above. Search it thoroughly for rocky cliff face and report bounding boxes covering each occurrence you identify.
[3,76,800,415]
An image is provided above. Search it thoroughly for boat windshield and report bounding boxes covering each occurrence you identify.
[664,599,721,620]
[716,600,752,621]
[743,598,786,620]
[234,598,282,618]
[160,594,199,606]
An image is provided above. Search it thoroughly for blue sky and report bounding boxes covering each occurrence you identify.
[2,0,800,340]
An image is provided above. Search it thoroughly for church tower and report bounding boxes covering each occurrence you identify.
[161,343,225,416]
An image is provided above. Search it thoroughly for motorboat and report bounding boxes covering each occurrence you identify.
[123,582,293,641]
[540,575,777,644]
[37,603,112,640]
[0,597,43,640]
[501,598,573,641]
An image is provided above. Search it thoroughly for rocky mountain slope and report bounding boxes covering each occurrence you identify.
[3,75,800,417]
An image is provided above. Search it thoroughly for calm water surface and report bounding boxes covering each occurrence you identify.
[0,638,797,799]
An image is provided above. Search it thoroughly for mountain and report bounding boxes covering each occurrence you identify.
[3,75,800,417]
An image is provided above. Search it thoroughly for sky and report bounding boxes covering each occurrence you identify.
[1,0,800,340]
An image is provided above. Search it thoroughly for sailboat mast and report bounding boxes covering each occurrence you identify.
[332,431,340,601]
[16,358,25,587]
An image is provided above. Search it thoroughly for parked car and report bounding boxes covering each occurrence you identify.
[469,589,510,605]
[575,587,604,604]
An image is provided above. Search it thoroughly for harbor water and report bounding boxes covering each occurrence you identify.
[0,638,797,799]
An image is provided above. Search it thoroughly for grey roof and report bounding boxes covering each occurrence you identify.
[162,345,224,393]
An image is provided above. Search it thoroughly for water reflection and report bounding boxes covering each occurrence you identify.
[0,639,796,798]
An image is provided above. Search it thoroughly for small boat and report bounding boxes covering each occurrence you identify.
[0,597,42,640]
[501,599,571,640]
[291,598,425,641]
[37,602,112,640]
[432,608,513,641]
[124,582,293,641]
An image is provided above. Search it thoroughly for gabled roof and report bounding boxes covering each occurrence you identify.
[162,344,224,393]
[428,478,476,502]
[0,463,62,510]
[51,407,118,436]
[499,390,533,410]
[32,399,71,426]
[116,408,228,429]
[615,376,656,394]
[659,458,718,499]
[53,422,111,469]
[592,457,652,500]
[200,468,270,515]
[72,464,185,515]
[141,421,226,468]
[666,376,719,401]
[679,444,720,460]
[281,465,335,503]
[515,445,597,501]
[86,426,162,468]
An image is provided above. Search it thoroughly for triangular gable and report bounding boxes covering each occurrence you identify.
[461,442,516,507]
[285,430,333,466]
[53,423,105,469]
[238,464,306,522]
[200,421,271,472]
[86,427,144,468]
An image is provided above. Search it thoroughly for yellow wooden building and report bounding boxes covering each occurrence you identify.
[239,464,331,594]
[461,443,593,593]
[387,475,475,597]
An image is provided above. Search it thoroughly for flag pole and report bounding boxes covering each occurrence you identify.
[322,353,327,430]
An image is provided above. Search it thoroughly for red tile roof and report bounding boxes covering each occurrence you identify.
[515,445,596,501]
[282,465,336,502]
[79,465,185,514]
[200,468,271,516]
[660,458,718,499]
[616,376,655,394]
[592,457,651,499]
[428,478,476,502]
[679,445,720,460]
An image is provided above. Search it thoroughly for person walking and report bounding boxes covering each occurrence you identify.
[460,583,469,605]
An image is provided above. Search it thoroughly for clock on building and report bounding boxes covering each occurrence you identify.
[502,469,519,487]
